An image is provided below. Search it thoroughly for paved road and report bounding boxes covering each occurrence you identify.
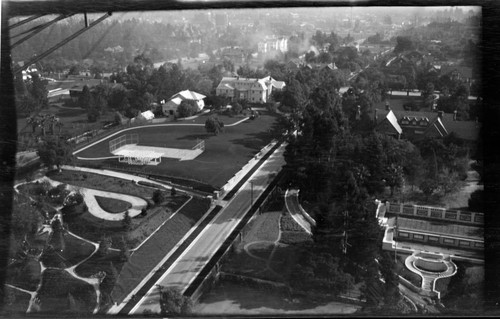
[127,143,287,315]
[285,189,313,234]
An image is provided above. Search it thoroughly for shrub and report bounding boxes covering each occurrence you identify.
[280,231,312,244]
[138,181,159,188]
[152,189,166,205]
[468,189,483,212]
[171,187,177,197]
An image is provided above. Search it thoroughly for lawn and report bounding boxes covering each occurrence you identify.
[37,269,97,314]
[5,257,41,291]
[2,286,32,315]
[75,111,281,189]
[95,196,132,213]
[111,197,210,304]
[40,232,96,268]
[240,210,281,245]
[195,279,361,315]
[75,250,126,309]
[222,208,302,283]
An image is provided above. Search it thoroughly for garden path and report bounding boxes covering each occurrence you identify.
[284,189,314,235]
[43,176,147,221]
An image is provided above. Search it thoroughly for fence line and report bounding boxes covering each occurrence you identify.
[386,202,483,225]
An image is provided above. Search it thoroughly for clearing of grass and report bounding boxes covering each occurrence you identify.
[95,196,132,214]
[74,112,281,189]
[241,210,282,245]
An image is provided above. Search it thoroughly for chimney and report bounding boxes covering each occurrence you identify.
[453,110,457,121]
[437,110,443,118]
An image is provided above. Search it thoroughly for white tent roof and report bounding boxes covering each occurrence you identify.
[115,148,162,159]
[140,110,155,120]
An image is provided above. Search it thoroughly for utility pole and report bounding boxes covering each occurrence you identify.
[250,181,254,207]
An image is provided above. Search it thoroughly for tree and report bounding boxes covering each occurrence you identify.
[79,85,93,109]
[152,189,166,205]
[69,64,82,75]
[11,194,43,241]
[177,100,198,118]
[231,101,242,115]
[205,116,224,135]
[394,36,415,53]
[468,189,483,212]
[122,211,132,231]
[159,286,193,315]
[171,187,177,197]
[37,136,73,171]
[97,236,112,256]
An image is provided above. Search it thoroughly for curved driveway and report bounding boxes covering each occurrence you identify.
[285,189,315,234]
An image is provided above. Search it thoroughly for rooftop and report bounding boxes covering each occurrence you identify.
[375,108,481,141]
[398,217,483,241]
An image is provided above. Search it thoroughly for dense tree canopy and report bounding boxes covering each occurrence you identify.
[37,136,73,170]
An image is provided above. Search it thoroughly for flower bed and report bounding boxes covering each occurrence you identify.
[279,231,312,245]
[280,212,306,232]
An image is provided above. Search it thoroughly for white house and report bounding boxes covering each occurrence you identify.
[162,90,206,117]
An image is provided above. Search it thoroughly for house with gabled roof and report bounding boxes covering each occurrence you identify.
[162,90,206,117]
[440,65,475,83]
[215,76,285,104]
[374,107,480,143]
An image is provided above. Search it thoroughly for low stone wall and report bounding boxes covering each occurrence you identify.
[219,140,277,197]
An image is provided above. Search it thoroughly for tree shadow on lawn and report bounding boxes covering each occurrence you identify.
[198,280,344,313]
[229,131,274,151]
[176,133,214,141]
[38,268,96,314]
[40,232,96,269]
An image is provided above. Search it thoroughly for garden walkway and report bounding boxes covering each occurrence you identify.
[42,176,147,221]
